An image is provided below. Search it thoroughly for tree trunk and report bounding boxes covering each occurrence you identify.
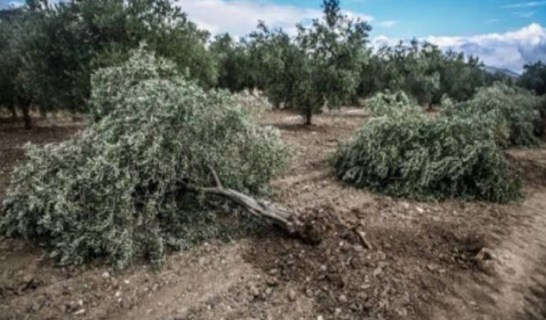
[8,104,17,120]
[180,167,308,239]
[305,106,313,126]
[21,103,32,130]
[195,186,299,234]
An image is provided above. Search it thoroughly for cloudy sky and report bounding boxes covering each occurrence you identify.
[2,0,545,72]
[172,0,546,73]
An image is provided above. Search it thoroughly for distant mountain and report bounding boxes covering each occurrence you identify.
[482,66,521,78]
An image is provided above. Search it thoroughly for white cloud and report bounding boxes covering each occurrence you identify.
[174,0,373,37]
[515,10,536,17]
[7,1,24,8]
[372,35,400,48]
[377,20,398,28]
[486,18,500,23]
[374,23,546,73]
[174,0,544,73]
[426,23,546,72]
[502,1,546,8]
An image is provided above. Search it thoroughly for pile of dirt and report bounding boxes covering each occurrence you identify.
[244,204,491,320]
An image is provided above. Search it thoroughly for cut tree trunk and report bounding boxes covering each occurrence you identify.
[181,167,306,239]
[194,186,300,235]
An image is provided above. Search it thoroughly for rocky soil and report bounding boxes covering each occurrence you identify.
[1,109,545,320]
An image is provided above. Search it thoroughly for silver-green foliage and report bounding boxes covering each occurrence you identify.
[365,90,420,117]
[0,49,288,268]
[333,109,522,202]
[442,83,541,147]
[231,89,273,119]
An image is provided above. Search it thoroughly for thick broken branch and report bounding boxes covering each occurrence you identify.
[190,184,299,235]
[176,166,343,246]
[181,167,301,236]
[206,164,224,189]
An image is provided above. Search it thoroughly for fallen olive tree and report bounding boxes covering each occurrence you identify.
[0,49,303,268]
[333,108,522,202]
[441,83,542,148]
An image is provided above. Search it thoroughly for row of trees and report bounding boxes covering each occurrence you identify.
[1,0,544,127]
[0,0,216,128]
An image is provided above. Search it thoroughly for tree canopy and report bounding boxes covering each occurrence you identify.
[0,0,541,130]
[358,41,493,106]
[0,0,216,127]
[518,61,546,96]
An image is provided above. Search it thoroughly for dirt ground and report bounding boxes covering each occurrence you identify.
[0,109,545,320]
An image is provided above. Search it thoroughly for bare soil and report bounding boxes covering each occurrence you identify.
[1,110,545,320]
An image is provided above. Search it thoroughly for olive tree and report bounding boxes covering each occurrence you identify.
[0,6,33,127]
[245,23,303,109]
[518,61,546,96]
[243,0,370,124]
[0,0,218,126]
[359,40,490,106]
[293,0,371,125]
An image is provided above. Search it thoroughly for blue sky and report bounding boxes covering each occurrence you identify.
[172,0,546,72]
[2,0,545,72]
[273,0,546,38]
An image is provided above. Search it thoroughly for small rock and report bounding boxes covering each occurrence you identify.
[22,274,33,283]
[353,245,364,252]
[320,265,327,272]
[358,291,369,301]
[265,287,273,296]
[373,267,383,277]
[475,248,494,261]
[427,264,436,272]
[62,285,71,295]
[288,289,297,301]
[249,284,260,298]
[396,308,408,316]
[266,277,278,287]
[339,294,348,303]
[101,271,110,279]
[74,309,85,315]
[317,316,324,320]
[416,207,425,213]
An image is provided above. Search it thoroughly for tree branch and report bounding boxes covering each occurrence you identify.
[180,167,301,236]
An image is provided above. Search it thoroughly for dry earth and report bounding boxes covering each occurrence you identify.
[0,109,545,320]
